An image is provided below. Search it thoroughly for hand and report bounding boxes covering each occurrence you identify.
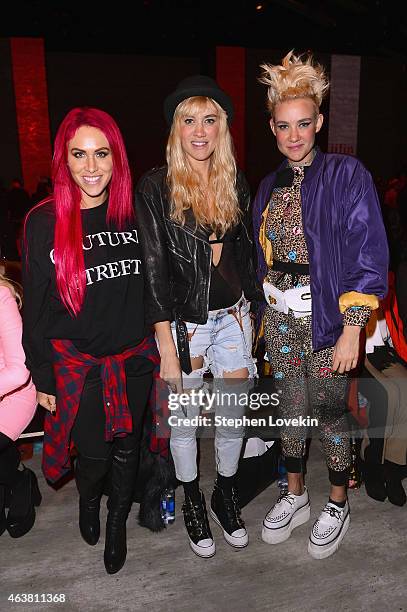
[160,350,183,394]
[37,391,57,414]
[332,326,361,374]
[154,321,183,394]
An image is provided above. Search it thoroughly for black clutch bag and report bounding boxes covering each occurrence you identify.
[175,317,192,374]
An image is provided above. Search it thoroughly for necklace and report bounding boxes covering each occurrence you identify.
[288,148,316,169]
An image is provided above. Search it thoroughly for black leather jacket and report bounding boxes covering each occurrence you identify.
[135,166,264,325]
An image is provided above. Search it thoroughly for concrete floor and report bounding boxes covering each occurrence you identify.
[0,441,406,612]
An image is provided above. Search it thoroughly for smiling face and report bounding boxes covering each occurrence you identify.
[67,125,113,207]
[178,99,220,174]
[271,97,323,165]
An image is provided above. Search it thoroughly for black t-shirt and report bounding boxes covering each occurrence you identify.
[22,199,151,394]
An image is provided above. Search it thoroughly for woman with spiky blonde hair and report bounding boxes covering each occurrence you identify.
[253,51,388,559]
[136,75,263,559]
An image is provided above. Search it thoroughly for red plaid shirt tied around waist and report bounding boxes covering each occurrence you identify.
[43,335,169,483]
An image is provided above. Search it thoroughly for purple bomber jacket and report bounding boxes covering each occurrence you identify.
[252,148,389,351]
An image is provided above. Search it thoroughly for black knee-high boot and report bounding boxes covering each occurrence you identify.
[75,454,112,546]
[104,446,138,574]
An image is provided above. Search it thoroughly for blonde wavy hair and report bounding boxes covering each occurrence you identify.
[259,50,329,116]
[166,96,240,235]
[0,273,22,309]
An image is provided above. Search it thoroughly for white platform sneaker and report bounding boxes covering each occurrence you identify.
[308,500,350,559]
[262,487,310,544]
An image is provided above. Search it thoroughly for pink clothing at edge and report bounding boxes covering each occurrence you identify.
[0,285,36,441]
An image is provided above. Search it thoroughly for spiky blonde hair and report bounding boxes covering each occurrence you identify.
[259,50,329,116]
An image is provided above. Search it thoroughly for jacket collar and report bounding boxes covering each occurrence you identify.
[277,147,324,184]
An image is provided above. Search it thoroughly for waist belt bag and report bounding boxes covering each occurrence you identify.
[263,282,312,318]
[284,285,312,318]
[263,282,288,314]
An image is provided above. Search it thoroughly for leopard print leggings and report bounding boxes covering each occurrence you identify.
[264,305,351,477]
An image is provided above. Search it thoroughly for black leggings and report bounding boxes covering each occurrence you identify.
[70,366,153,459]
[0,432,22,487]
[284,455,349,487]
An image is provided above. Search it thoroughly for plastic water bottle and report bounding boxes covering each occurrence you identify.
[33,441,43,454]
[277,456,288,490]
[161,488,175,524]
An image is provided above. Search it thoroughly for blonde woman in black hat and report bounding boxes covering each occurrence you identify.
[136,75,263,558]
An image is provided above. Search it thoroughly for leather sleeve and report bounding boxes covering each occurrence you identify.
[135,175,174,325]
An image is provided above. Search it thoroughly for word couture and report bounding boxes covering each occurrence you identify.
[49,229,141,285]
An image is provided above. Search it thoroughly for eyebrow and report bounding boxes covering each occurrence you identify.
[70,146,110,152]
[275,117,313,123]
[184,113,218,119]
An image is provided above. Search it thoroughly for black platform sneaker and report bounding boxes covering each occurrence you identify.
[181,491,216,558]
[210,481,248,548]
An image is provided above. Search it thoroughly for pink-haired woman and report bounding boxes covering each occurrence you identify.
[22,107,159,574]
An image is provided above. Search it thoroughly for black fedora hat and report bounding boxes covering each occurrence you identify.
[163,74,234,126]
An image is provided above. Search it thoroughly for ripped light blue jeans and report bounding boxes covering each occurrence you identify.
[169,294,257,482]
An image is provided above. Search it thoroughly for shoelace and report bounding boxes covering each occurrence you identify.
[182,500,209,534]
[276,490,296,507]
[224,490,244,528]
[322,504,343,521]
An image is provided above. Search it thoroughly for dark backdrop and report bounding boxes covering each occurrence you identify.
[1,44,406,191]
[45,53,200,184]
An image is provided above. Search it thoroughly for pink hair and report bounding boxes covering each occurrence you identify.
[51,107,133,316]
